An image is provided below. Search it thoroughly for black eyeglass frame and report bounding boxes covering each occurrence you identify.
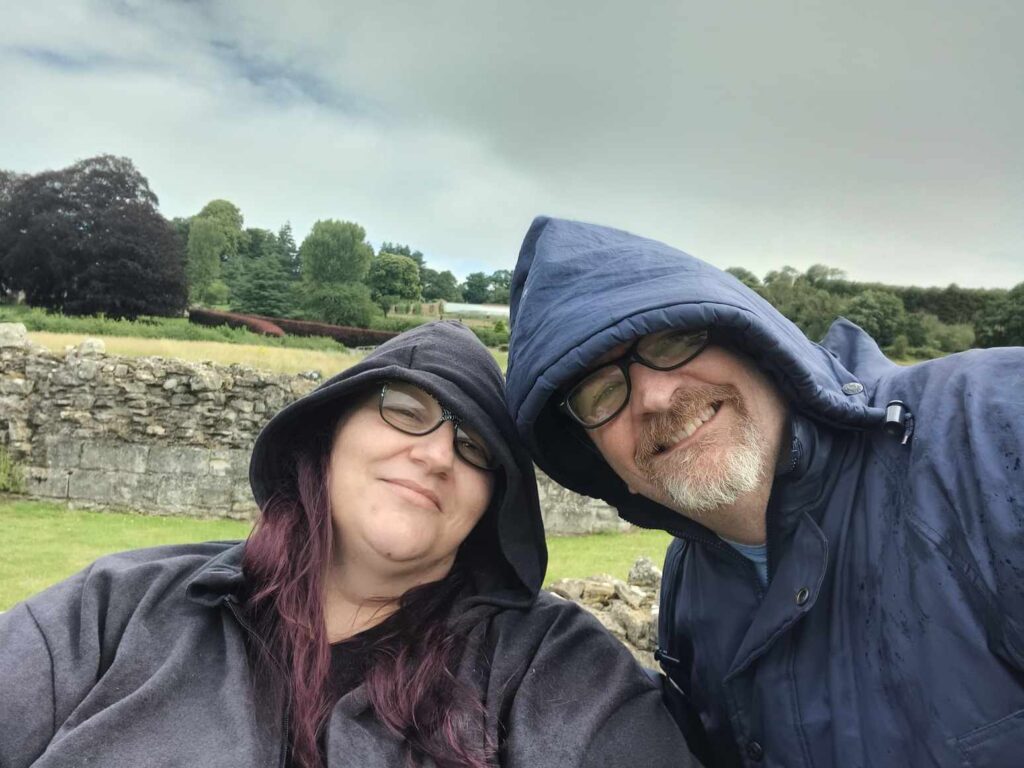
[559,328,711,430]
[378,381,496,470]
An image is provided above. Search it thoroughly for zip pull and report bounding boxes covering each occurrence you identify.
[884,400,915,445]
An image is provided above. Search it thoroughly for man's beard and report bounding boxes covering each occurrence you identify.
[634,383,771,517]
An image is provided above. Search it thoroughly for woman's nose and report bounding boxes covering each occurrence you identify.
[407,422,457,473]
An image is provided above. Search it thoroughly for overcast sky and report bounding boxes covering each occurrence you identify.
[2,0,1021,287]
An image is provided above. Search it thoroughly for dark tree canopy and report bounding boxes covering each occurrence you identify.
[367,252,421,306]
[379,241,425,268]
[0,155,187,317]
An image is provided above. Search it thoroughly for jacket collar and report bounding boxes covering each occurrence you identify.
[185,541,248,607]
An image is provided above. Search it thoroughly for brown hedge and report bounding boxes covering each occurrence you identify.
[188,308,286,337]
[250,314,400,347]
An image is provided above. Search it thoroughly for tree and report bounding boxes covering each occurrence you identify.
[304,281,377,327]
[196,199,244,262]
[974,282,1024,347]
[379,241,425,268]
[186,218,227,304]
[421,268,462,301]
[725,267,761,290]
[231,255,292,317]
[0,155,187,316]
[300,220,374,285]
[276,222,300,279]
[843,290,906,347]
[488,269,512,304]
[461,272,491,304]
[367,252,421,314]
[63,201,188,317]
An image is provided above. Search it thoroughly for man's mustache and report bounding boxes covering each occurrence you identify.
[635,383,743,469]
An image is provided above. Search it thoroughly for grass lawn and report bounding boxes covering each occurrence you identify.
[0,499,670,610]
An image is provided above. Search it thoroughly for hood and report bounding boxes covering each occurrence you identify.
[506,216,896,537]
[250,320,546,601]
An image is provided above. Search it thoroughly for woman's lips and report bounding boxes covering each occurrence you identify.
[383,478,442,511]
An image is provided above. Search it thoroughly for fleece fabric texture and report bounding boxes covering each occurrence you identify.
[505,217,1024,768]
[0,320,696,768]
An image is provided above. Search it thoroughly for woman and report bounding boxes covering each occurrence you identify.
[0,321,697,768]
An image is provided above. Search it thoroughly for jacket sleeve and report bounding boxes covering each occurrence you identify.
[907,348,1024,668]
[0,602,59,767]
[494,595,699,768]
[0,562,117,768]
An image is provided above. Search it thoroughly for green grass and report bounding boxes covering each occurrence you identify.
[0,498,669,610]
[0,305,345,352]
[545,528,672,584]
[0,499,251,610]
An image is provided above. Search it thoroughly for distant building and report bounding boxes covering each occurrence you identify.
[440,301,510,319]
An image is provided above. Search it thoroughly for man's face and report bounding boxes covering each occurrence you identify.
[585,335,788,535]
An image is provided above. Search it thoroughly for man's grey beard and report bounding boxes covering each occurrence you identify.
[635,384,772,516]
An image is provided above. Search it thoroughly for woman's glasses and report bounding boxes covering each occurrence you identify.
[561,328,710,429]
[379,381,495,470]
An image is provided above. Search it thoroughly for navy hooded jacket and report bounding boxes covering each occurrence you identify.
[506,217,1024,768]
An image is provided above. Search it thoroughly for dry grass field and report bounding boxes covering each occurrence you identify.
[28,331,508,376]
[29,332,367,377]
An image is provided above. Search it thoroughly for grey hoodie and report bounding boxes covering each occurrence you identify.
[0,321,696,768]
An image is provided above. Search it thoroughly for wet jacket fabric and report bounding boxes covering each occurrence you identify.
[0,321,695,768]
[505,217,1024,768]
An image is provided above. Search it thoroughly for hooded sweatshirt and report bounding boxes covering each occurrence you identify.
[505,217,1024,768]
[0,320,696,768]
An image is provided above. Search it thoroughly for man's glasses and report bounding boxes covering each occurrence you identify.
[561,328,710,429]
[379,381,495,470]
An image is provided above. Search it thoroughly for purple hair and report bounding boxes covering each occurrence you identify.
[242,448,495,768]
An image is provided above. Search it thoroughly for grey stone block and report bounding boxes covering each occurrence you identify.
[148,445,210,475]
[80,442,149,473]
[44,436,83,469]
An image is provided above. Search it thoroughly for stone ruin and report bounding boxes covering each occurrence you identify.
[549,555,664,668]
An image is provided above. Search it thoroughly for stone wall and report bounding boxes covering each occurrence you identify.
[549,556,663,667]
[0,324,625,532]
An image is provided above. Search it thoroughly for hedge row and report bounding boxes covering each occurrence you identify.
[250,315,400,347]
[188,308,285,337]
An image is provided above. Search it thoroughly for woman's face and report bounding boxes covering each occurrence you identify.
[327,385,495,580]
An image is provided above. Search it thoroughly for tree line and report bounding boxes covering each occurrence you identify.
[0,155,514,328]
[0,155,1021,351]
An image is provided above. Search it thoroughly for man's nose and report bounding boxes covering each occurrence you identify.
[408,422,457,473]
[629,362,679,416]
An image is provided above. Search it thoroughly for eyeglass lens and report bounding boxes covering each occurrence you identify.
[567,328,708,427]
[380,382,494,469]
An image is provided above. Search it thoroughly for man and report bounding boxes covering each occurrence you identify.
[505,216,1024,767]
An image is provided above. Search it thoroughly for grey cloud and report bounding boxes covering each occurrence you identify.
[0,0,1021,286]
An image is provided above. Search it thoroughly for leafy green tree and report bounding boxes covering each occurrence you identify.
[231,255,292,317]
[488,269,512,304]
[759,266,843,339]
[379,241,425,268]
[725,267,762,290]
[300,220,374,285]
[461,272,491,304]
[276,222,300,279]
[844,290,906,346]
[974,282,1024,347]
[186,218,226,304]
[421,268,462,301]
[196,200,244,261]
[367,253,421,315]
[803,264,846,289]
[304,281,377,327]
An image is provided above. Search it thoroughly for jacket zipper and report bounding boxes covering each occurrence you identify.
[225,598,292,768]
